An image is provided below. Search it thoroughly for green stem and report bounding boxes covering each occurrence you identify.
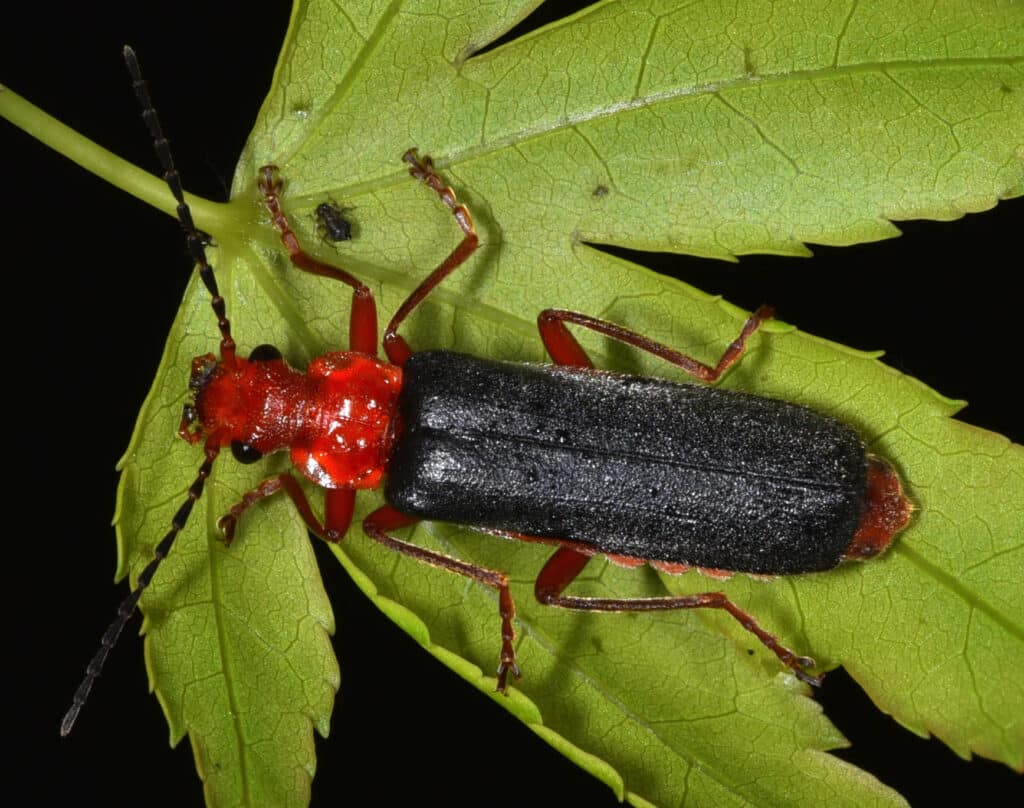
[0,83,235,233]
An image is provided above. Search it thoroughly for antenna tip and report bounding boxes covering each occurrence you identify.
[60,705,79,738]
[123,45,139,75]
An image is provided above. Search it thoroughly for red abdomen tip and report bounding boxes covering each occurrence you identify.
[845,455,913,561]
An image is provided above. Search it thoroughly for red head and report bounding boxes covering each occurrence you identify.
[181,345,403,490]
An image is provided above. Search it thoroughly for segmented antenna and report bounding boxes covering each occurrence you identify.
[123,45,236,365]
[61,47,229,737]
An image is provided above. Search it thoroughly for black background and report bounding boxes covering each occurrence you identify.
[4,2,1020,805]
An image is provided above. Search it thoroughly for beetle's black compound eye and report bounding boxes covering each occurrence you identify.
[231,441,264,464]
[249,344,283,362]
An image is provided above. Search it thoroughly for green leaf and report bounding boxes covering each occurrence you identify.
[3,1,1021,806]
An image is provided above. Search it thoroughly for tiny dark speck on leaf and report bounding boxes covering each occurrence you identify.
[593,184,609,198]
[743,46,756,77]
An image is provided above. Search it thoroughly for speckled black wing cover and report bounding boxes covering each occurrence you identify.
[386,352,868,574]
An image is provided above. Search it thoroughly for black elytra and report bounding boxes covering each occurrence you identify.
[387,351,868,575]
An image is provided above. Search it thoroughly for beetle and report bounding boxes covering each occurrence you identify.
[62,46,913,736]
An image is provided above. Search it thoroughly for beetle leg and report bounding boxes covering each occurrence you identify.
[363,505,521,692]
[382,150,481,366]
[538,306,774,381]
[257,165,378,354]
[218,473,355,544]
[322,489,357,541]
[535,547,822,686]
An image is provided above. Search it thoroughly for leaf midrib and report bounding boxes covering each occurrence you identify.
[899,544,1024,645]
[290,47,1022,172]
